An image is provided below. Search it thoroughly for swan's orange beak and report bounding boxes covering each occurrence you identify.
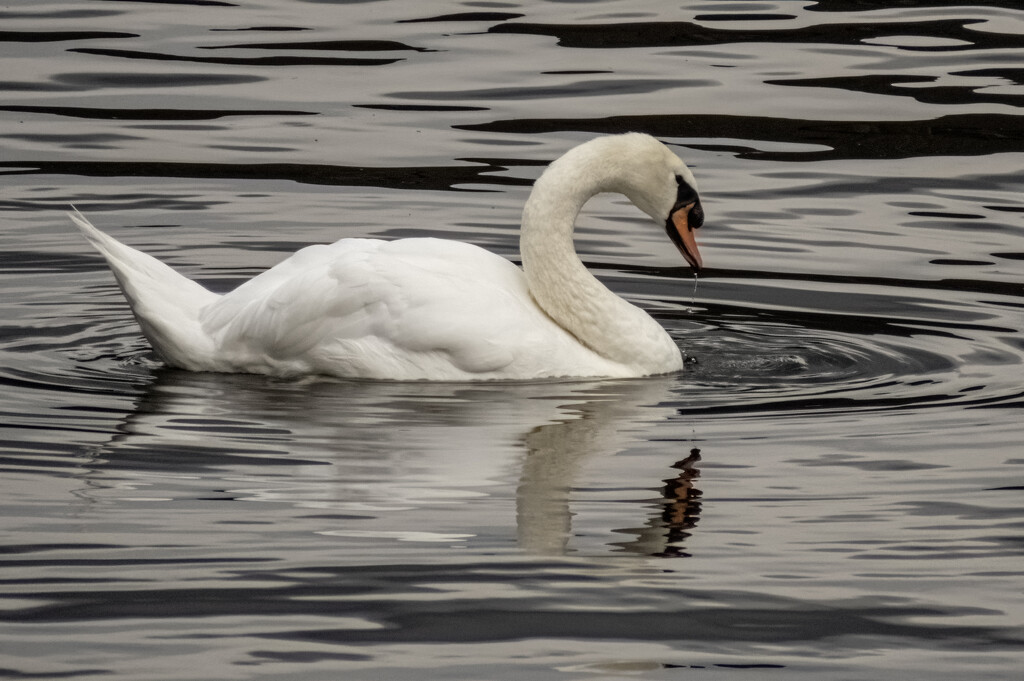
[669,203,703,271]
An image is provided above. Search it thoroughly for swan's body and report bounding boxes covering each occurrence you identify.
[71,133,705,381]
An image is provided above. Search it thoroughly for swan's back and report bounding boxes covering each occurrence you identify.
[201,237,621,380]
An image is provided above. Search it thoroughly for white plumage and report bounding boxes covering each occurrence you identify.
[71,133,705,381]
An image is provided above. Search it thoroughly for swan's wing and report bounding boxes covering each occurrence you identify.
[199,238,383,349]
[200,238,549,377]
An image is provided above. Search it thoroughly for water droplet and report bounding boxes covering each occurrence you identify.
[686,272,699,314]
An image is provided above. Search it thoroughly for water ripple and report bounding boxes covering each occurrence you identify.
[488,17,1024,51]
[459,113,1024,161]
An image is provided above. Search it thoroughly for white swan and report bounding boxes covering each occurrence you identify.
[70,133,705,381]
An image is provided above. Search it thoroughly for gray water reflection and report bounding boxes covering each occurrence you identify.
[88,372,692,557]
[3,0,1024,678]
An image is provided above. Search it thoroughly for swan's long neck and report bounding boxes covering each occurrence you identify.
[519,141,682,374]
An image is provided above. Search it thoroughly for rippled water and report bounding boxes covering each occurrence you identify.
[2,1,1023,679]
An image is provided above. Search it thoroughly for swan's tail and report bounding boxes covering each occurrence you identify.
[69,207,218,368]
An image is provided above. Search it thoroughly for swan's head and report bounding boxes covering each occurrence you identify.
[594,134,705,271]
[528,133,705,271]
[577,133,704,270]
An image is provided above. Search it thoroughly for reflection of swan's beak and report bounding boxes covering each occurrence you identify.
[667,204,703,271]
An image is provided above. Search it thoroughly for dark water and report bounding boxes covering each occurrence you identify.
[2,1,1023,679]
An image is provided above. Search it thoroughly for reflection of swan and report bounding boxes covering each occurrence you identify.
[515,380,703,556]
[609,449,703,557]
[70,133,704,380]
[82,372,702,557]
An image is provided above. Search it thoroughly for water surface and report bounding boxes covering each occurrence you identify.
[1,1,1023,679]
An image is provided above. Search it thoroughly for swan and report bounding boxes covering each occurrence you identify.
[70,133,705,381]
